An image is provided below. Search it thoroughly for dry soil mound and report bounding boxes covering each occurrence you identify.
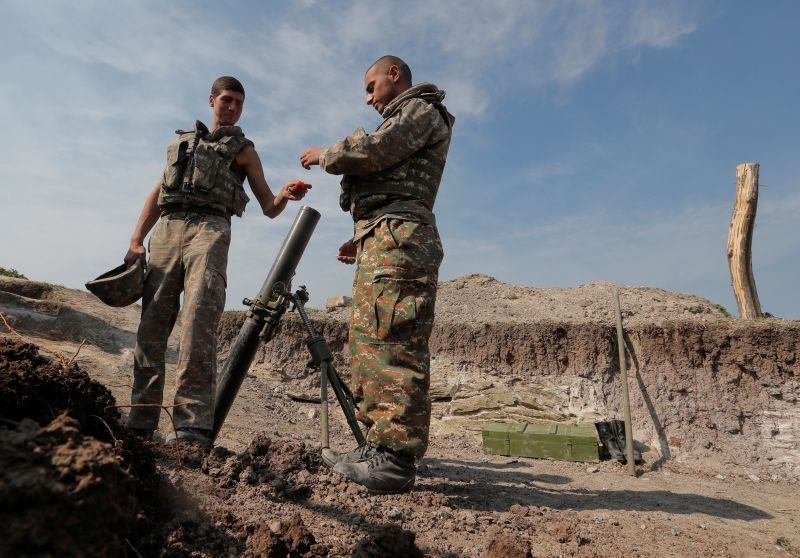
[434,274,730,324]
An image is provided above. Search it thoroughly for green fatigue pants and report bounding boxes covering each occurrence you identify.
[127,212,230,431]
[349,218,443,459]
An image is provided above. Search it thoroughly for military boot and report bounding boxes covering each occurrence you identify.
[333,446,416,493]
[165,427,213,448]
[321,443,379,468]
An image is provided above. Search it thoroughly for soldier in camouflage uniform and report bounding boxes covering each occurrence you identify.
[124,76,309,446]
[300,56,454,492]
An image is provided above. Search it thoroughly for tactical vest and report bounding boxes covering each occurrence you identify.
[158,121,253,217]
[341,98,452,221]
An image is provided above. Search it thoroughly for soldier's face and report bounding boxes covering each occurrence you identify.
[210,90,244,126]
[364,64,400,114]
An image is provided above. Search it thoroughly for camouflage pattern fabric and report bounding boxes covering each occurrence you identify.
[85,259,144,307]
[349,218,443,459]
[127,212,230,431]
[158,121,253,217]
[318,83,454,225]
[319,82,454,460]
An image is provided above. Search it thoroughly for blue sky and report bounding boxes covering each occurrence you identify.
[2,1,798,318]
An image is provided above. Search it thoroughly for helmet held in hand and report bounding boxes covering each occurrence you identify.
[85,259,145,307]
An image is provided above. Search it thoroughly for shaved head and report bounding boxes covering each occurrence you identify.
[367,55,412,86]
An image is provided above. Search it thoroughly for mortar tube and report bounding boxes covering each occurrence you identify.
[212,206,321,442]
[613,287,636,476]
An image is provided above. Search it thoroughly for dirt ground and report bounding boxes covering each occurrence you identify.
[1,275,799,557]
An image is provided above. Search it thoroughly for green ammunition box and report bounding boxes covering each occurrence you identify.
[482,422,599,462]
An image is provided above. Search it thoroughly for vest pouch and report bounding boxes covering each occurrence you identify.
[381,159,409,182]
[191,143,221,192]
[351,160,408,205]
[214,135,241,158]
[232,185,250,217]
[162,140,189,190]
[340,175,358,212]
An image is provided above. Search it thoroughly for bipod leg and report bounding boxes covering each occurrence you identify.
[323,360,366,446]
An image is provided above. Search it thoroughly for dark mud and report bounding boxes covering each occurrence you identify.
[0,337,153,556]
[245,512,323,557]
[0,335,414,557]
[351,524,425,558]
[0,336,232,558]
[204,434,323,500]
[0,414,137,557]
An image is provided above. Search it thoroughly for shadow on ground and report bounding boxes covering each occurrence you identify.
[420,458,771,521]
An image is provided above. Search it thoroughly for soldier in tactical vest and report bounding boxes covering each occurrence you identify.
[124,76,310,447]
[300,56,454,492]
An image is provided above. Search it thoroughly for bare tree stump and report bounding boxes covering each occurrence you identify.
[727,163,763,319]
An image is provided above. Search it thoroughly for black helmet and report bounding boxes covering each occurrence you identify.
[85,260,145,307]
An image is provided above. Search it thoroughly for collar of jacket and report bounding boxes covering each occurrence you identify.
[207,125,245,142]
[190,120,244,142]
[381,82,446,119]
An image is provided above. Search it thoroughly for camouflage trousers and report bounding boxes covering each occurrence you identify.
[127,212,230,431]
[349,218,443,459]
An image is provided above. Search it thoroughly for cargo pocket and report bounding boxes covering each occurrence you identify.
[205,264,226,292]
[196,263,227,325]
[163,141,189,190]
[370,266,429,343]
[191,143,220,192]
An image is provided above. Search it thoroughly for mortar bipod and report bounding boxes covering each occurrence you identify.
[291,286,366,448]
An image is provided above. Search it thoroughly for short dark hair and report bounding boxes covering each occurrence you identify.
[211,76,245,98]
[368,55,412,86]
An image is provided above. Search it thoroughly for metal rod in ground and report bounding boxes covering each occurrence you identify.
[321,358,365,446]
[320,361,329,448]
[613,287,636,476]
[294,292,366,447]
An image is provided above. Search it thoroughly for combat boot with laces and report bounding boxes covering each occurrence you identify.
[332,446,416,493]
[321,442,379,468]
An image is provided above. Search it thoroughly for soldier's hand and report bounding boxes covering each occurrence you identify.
[337,239,356,265]
[282,180,311,201]
[300,147,322,169]
[124,244,146,267]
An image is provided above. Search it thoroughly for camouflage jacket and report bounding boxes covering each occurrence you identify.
[158,120,253,217]
[319,83,454,237]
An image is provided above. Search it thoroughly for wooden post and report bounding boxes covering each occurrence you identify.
[613,288,636,476]
[727,163,763,319]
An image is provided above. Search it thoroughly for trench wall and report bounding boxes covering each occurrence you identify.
[217,312,800,481]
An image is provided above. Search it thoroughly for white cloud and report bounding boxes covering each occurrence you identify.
[2,0,708,311]
[626,1,698,48]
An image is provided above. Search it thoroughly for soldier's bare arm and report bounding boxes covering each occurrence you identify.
[236,146,310,218]
[124,178,163,266]
[315,100,442,176]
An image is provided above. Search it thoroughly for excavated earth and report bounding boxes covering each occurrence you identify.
[1,273,799,557]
